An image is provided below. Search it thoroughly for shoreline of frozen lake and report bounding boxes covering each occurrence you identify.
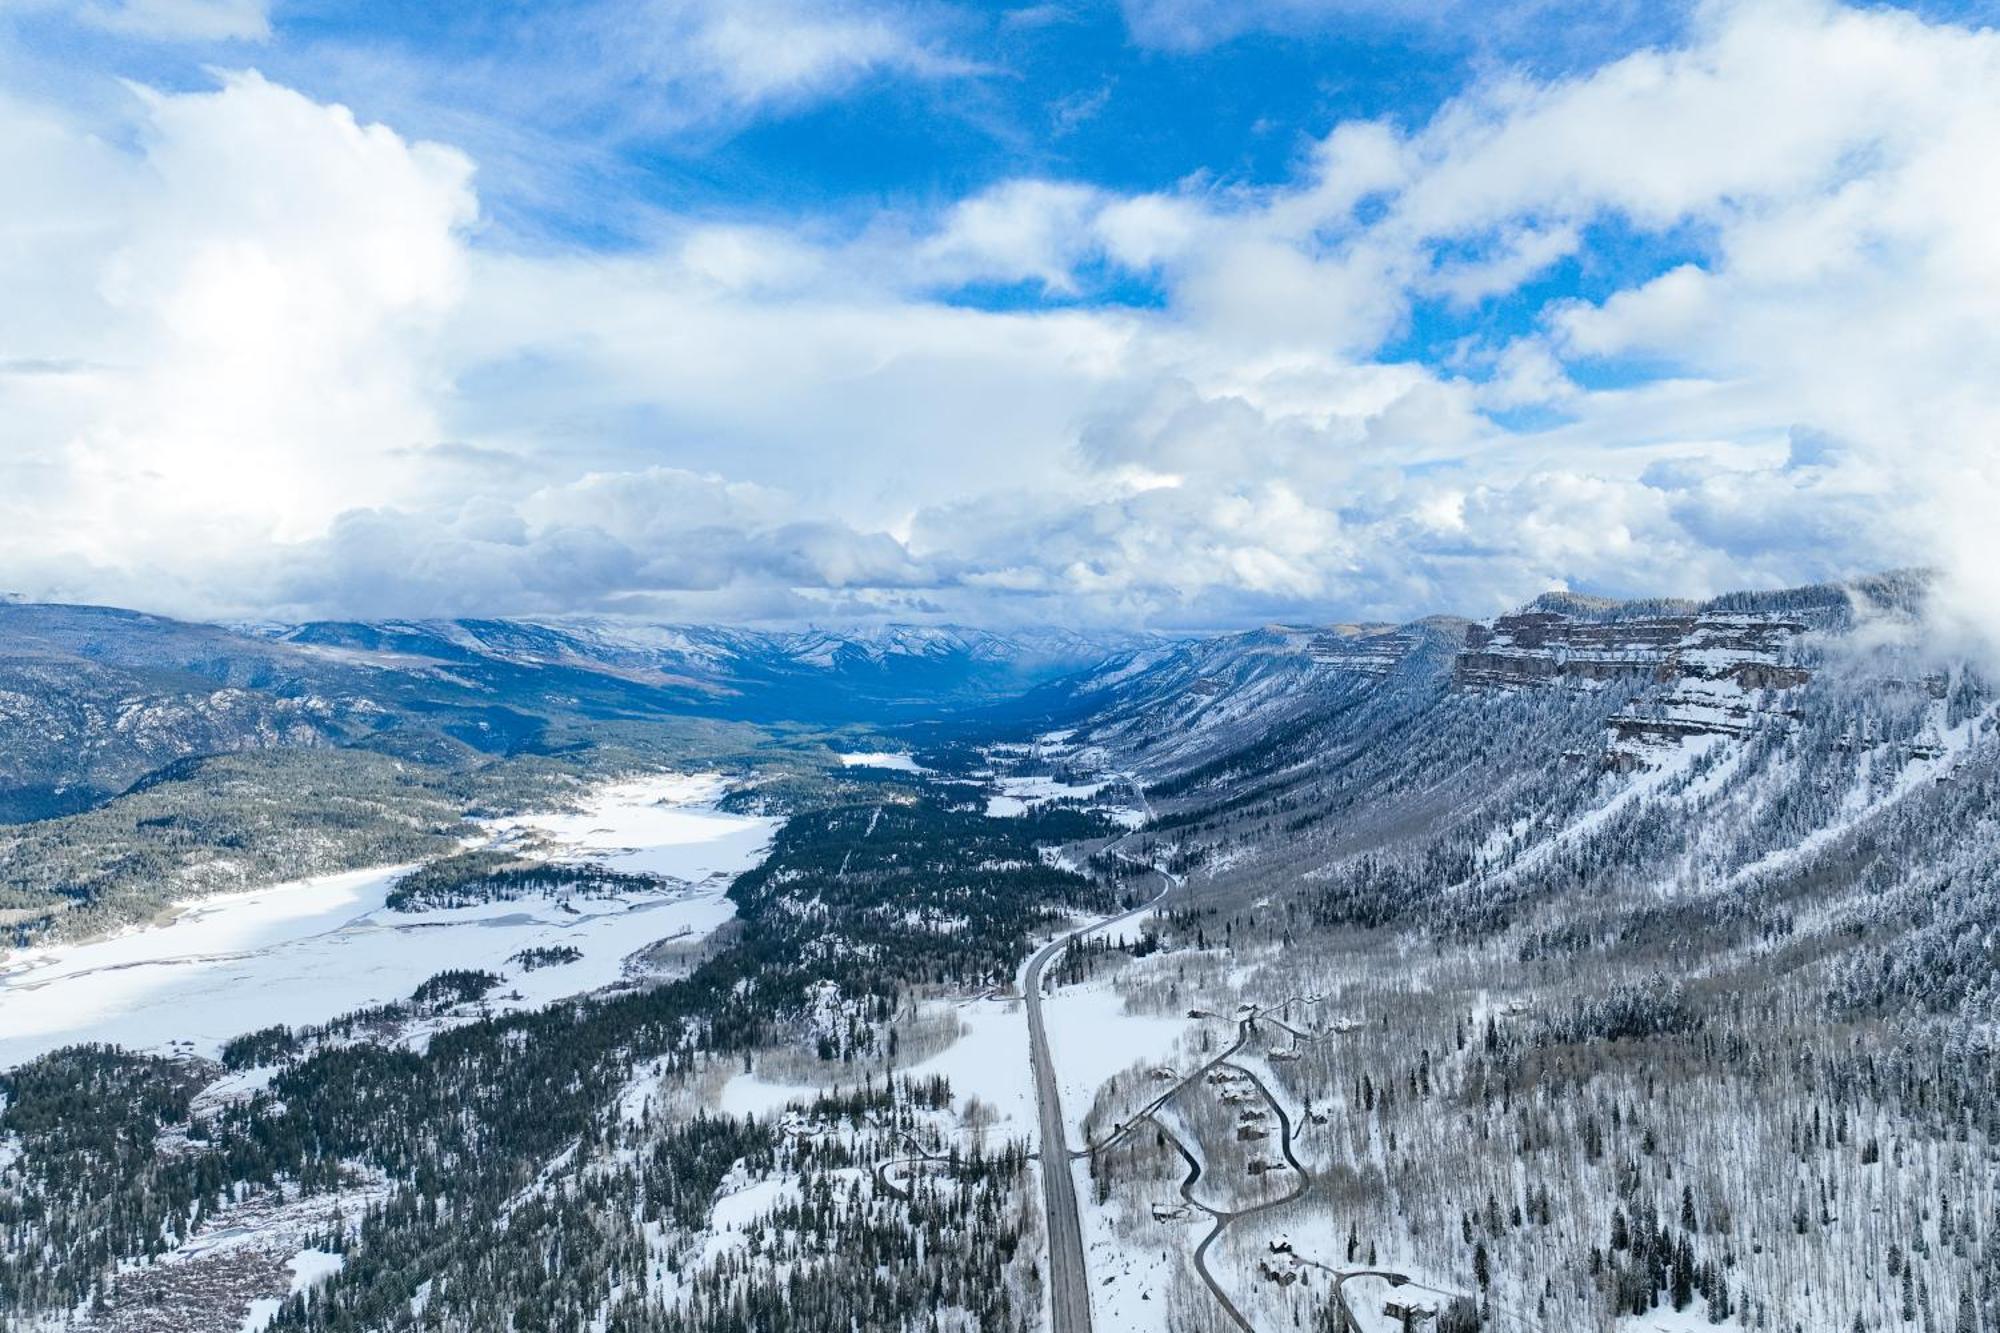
[0,771,777,1069]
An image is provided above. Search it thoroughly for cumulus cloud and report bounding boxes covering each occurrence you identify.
[0,70,476,591]
[918,180,1109,293]
[254,468,932,621]
[1,0,1996,633]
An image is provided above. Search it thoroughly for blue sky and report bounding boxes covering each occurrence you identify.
[3,0,2000,630]
[12,2,1680,240]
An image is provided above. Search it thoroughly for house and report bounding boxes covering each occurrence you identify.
[1383,1298,1438,1330]
[1257,1256,1300,1286]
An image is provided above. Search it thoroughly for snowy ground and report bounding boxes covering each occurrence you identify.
[717,1072,829,1119]
[3,1172,389,1333]
[717,991,1042,1145]
[908,995,1039,1137]
[834,750,927,773]
[239,1250,346,1333]
[980,732,1150,828]
[1040,980,1192,1141]
[1075,1158,1187,1333]
[1037,976,1199,1333]
[0,772,776,1068]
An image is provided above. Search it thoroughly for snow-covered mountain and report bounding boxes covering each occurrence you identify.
[0,571,1949,849]
[1034,569,1983,958]
[0,603,1146,821]
[1042,568,1928,778]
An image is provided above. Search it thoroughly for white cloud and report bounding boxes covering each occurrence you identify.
[0,70,474,589]
[919,180,1106,293]
[611,0,979,116]
[1115,0,1683,57]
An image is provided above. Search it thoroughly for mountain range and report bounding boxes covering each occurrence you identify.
[0,603,1144,821]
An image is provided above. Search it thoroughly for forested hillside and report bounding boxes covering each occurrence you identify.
[0,764,1135,1330]
[1037,570,2000,1332]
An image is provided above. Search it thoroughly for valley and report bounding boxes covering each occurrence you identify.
[9,6,1988,1332]
[1,573,1996,1333]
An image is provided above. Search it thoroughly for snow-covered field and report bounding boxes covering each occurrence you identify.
[1040,980,1192,1140]
[717,1072,828,1118]
[984,773,1107,818]
[239,1250,346,1333]
[909,995,1038,1133]
[835,750,927,772]
[0,772,776,1068]
[981,731,1150,827]
[1037,978,1198,1333]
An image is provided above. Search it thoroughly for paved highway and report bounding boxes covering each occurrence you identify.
[1024,925,1095,1333]
[1023,873,1176,1333]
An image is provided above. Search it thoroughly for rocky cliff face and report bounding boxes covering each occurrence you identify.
[1026,578,1940,792]
[1308,625,1424,677]
[1452,600,1825,756]
[1455,608,1811,692]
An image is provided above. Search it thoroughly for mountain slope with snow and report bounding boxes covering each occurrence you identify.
[0,602,1145,822]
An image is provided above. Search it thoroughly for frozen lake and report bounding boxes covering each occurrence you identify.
[0,772,776,1068]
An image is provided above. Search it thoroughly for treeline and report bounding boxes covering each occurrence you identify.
[386,850,674,911]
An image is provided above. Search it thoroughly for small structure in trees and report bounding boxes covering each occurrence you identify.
[1383,1297,1437,1330]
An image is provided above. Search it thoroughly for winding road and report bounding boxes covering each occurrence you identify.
[1068,995,1419,1332]
[1011,768,1485,1333]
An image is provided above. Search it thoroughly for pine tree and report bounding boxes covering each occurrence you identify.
[1671,1238,1695,1311]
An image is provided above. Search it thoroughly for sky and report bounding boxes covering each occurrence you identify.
[3,0,2000,631]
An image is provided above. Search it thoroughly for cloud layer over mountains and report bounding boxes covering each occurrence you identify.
[1,0,1994,631]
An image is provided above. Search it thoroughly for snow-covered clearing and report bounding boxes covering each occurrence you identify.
[710,1175,799,1232]
[0,772,776,1068]
[835,750,927,772]
[717,1072,828,1119]
[1039,981,1192,1141]
[240,1250,346,1332]
[984,773,1107,819]
[1077,1163,1184,1333]
[485,772,774,878]
[907,996,1038,1137]
[981,732,1150,827]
